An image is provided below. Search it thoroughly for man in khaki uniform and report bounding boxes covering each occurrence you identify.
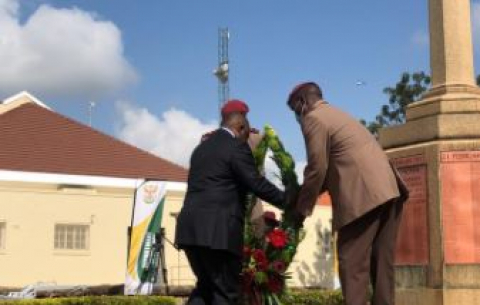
[287,82,408,305]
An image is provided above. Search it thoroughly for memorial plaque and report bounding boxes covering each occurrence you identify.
[392,155,429,265]
[441,151,480,264]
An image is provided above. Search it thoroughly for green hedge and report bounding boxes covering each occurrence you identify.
[280,289,344,305]
[0,296,177,305]
[0,290,344,305]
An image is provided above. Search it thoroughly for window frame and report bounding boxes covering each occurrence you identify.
[0,221,6,251]
[54,223,90,252]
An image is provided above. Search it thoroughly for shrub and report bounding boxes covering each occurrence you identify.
[0,296,177,305]
[280,289,344,305]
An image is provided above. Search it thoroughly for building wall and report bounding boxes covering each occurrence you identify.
[0,179,335,289]
[0,180,187,288]
[0,181,133,287]
[288,205,336,289]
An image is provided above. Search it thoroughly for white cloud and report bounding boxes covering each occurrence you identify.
[0,0,136,98]
[115,101,217,167]
[264,150,306,188]
[411,29,429,48]
[264,150,282,188]
[115,101,307,179]
[295,160,306,185]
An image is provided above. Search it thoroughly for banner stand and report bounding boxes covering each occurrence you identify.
[124,180,168,295]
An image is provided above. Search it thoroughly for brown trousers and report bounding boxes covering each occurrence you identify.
[337,199,404,305]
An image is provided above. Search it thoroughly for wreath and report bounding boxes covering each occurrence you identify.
[242,125,305,305]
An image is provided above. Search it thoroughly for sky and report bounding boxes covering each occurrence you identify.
[2,0,480,174]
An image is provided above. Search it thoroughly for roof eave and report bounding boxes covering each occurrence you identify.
[0,91,50,115]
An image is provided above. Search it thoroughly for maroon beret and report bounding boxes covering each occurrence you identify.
[288,82,315,103]
[263,211,279,227]
[221,99,249,115]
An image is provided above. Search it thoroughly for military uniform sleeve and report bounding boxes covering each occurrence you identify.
[296,114,330,217]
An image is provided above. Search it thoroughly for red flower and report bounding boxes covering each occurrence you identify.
[243,246,252,259]
[267,228,288,248]
[271,260,286,273]
[267,276,283,294]
[252,249,268,271]
[252,249,266,261]
[242,269,255,293]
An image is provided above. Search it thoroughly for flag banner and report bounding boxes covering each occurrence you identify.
[125,180,167,295]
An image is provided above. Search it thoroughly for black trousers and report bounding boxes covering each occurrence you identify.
[184,246,242,305]
[337,199,404,305]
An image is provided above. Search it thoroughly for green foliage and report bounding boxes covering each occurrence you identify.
[280,289,344,305]
[252,136,270,171]
[380,71,431,125]
[0,296,176,305]
[243,125,304,304]
[263,126,299,195]
[362,71,431,136]
[363,72,480,137]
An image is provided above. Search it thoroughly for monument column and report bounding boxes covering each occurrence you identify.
[379,1,480,304]
[429,0,475,88]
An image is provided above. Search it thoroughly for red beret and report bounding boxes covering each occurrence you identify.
[221,99,249,115]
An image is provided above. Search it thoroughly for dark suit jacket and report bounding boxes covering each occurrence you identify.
[175,129,284,256]
[297,101,408,231]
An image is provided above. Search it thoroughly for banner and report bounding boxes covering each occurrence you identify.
[125,180,167,295]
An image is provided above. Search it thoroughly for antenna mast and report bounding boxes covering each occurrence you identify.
[88,101,96,127]
[213,28,230,112]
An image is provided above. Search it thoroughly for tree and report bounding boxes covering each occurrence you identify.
[363,72,480,136]
[361,72,431,136]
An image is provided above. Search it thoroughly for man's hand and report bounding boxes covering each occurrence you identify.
[291,208,306,229]
[283,187,299,211]
[201,130,216,142]
[283,190,306,229]
[247,132,264,151]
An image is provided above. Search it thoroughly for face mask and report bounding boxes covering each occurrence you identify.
[295,102,305,124]
[295,113,302,124]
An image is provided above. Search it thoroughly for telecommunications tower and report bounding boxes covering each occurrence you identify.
[213,28,230,112]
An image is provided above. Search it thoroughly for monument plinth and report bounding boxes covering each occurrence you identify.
[379,0,480,304]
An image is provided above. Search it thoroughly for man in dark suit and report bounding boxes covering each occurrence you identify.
[175,112,285,305]
[287,82,409,305]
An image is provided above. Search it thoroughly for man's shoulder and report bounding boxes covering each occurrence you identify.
[316,104,346,117]
[197,129,237,155]
[308,104,357,125]
[201,128,222,142]
[231,140,255,164]
[201,128,232,144]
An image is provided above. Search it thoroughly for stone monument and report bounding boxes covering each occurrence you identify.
[379,0,480,304]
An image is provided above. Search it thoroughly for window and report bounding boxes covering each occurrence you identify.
[0,222,5,249]
[54,224,89,250]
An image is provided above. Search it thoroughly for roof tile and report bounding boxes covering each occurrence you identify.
[0,103,187,182]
